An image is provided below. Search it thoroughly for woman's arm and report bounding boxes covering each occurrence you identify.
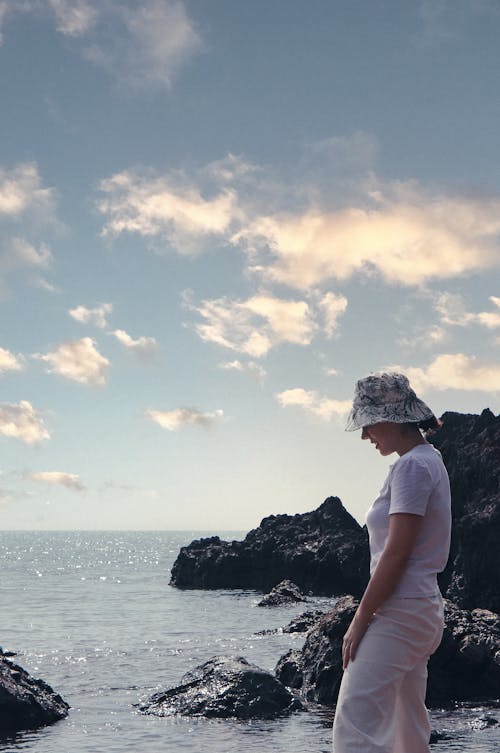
[342,512,422,669]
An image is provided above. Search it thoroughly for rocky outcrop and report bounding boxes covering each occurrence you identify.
[257,580,306,607]
[170,497,370,597]
[275,597,500,708]
[430,409,500,613]
[170,409,500,615]
[138,655,304,719]
[0,650,70,735]
[282,609,328,633]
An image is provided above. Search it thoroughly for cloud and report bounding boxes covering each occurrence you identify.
[0,400,50,444]
[416,0,500,48]
[98,167,240,254]
[48,0,97,36]
[80,0,202,91]
[0,346,24,373]
[35,337,110,385]
[0,162,55,219]
[28,470,85,491]
[110,328,157,356]
[0,163,56,291]
[434,292,500,329]
[1,1,201,90]
[276,387,351,422]
[234,183,500,290]
[99,152,500,291]
[318,292,348,337]
[218,359,267,382]
[389,353,500,393]
[146,407,224,431]
[186,292,319,358]
[69,302,113,328]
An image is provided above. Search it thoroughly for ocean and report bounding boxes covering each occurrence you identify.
[0,531,498,753]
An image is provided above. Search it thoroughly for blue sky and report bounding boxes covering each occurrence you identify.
[1,0,499,530]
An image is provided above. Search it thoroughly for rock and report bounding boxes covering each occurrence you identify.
[0,654,69,736]
[139,655,304,719]
[170,497,370,597]
[275,597,500,708]
[430,409,500,613]
[275,595,356,705]
[170,410,500,613]
[283,609,328,633]
[426,600,500,706]
[257,580,306,607]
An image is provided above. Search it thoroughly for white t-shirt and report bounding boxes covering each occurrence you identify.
[365,443,451,597]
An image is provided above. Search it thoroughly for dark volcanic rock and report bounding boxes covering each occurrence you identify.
[283,609,328,633]
[430,409,500,612]
[275,597,500,709]
[426,600,500,706]
[170,497,370,597]
[170,410,500,613]
[139,655,304,719]
[0,652,69,735]
[257,580,306,607]
[275,596,356,704]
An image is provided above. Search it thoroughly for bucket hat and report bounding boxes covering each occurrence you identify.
[345,372,435,431]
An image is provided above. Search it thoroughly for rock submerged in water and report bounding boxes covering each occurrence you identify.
[170,496,370,597]
[139,655,304,719]
[275,597,500,708]
[257,580,306,607]
[0,650,69,736]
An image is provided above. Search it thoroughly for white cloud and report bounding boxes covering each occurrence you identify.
[276,388,351,422]
[235,183,500,290]
[318,292,348,337]
[0,237,53,273]
[98,168,239,254]
[186,292,318,358]
[110,328,157,357]
[218,359,267,382]
[48,0,97,36]
[0,162,55,218]
[434,292,500,329]
[0,400,50,445]
[389,353,500,393]
[146,407,224,431]
[81,0,202,91]
[69,302,113,329]
[1,1,201,89]
[0,346,23,373]
[36,337,110,385]
[28,470,85,490]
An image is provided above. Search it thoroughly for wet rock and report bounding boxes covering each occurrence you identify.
[282,609,328,633]
[275,595,356,705]
[275,597,500,708]
[139,655,304,719]
[0,654,70,735]
[257,580,306,607]
[426,600,500,706]
[467,715,499,730]
[170,497,370,597]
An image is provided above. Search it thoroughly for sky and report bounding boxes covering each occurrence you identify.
[0,0,499,531]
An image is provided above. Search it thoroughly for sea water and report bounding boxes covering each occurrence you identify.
[0,532,498,753]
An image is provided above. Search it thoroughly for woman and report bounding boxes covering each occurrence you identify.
[332,372,451,753]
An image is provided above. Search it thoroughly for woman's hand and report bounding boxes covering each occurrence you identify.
[342,614,370,669]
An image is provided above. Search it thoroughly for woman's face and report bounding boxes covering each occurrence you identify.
[361,422,403,456]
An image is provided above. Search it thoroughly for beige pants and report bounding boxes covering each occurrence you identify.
[332,594,444,753]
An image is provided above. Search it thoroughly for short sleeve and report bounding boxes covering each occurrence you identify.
[389,456,434,517]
